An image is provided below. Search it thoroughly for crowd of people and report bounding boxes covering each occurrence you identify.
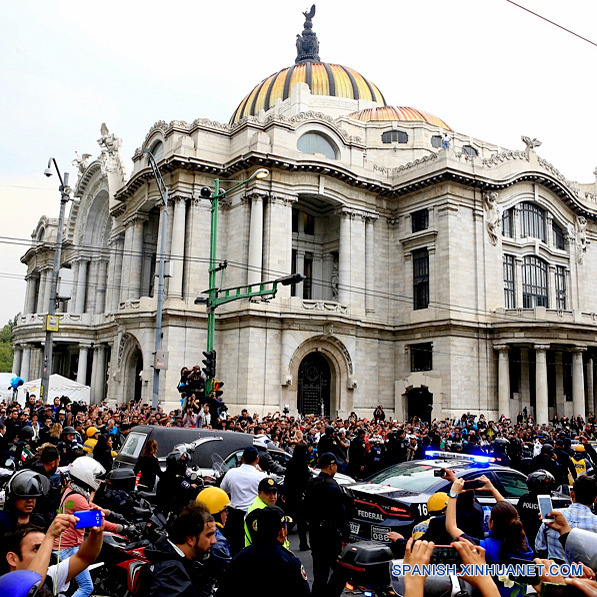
[3,391,597,597]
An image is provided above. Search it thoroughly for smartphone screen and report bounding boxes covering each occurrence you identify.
[74,510,102,529]
[537,495,553,522]
[463,480,484,490]
[429,545,462,566]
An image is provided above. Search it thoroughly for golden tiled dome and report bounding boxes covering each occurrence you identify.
[347,106,451,131]
[230,62,386,125]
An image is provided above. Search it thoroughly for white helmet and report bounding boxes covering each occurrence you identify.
[253,435,270,450]
[69,457,106,491]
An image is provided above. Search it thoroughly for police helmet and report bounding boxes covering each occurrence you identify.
[325,425,335,435]
[18,426,34,441]
[7,469,50,499]
[106,468,136,492]
[0,570,43,597]
[166,450,190,471]
[197,486,230,514]
[69,456,106,491]
[253,435,270,450]
[62,426,76,435]
[526,469,556,494]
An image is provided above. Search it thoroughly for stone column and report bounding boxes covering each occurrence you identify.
[111,235,124,311]
[75,260,88,314]
[86,260,98,313]
[12,347,22,376]
[248,193,264,286]
[90,345,107,405]
[572,346,587,420]
[21,345,32,382]
[365,215,377,312]
[338,208,352,306]
[96,259,108,313]
[554,350,564,415]
[128,216,146,300]
[496,345,510,419]
[535,344,549,425]
[77,344,90,385]
[587,356,594,417]
[169,197,186,298]
[36,269,48,313]
[120,222,134,303]
[24,274,38,314]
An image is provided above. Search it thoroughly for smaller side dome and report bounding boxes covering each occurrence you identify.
[347,106,451,131]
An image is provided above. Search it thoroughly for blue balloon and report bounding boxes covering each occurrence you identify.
[9,376,24,389]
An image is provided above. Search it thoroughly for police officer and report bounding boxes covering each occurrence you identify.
[56,426,80,466]
[316,426,343,464]
[156,450,199,515]
[217,505,310,597]
[304,452,349,597]
[569,444,594,484]
[531,444,564,485]
[516,469,556,542]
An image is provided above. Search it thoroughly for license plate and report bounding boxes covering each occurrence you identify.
[371,525,391,541]
[349,522,360,535]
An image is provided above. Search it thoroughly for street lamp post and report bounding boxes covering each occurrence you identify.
[144,149,169,411]
[40,158,72,402]
[195,168,305,391]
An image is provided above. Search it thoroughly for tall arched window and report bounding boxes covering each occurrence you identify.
[297,132,338,160]
[522,256,548,308]
[502,208,513,238]
[552,221,565,250]
[149,140,164,162]
[520,202,546,241]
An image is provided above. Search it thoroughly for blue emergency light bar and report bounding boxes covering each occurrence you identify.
[424,450,495,464]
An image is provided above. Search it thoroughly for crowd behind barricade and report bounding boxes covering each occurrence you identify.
[4,389,597,597]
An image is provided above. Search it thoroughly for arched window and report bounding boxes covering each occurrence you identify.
[520,202,546,242]
[381,130,408,144]
[522,256,548,308]
[552,221,565,250]
[462,144,478,156]
[431,135,442,149]
[502,208,513,238]
[149,140,164,162]
[297,132,338,160]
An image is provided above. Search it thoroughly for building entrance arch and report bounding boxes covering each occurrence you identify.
[406,387,433,423]
[298,352,331,416]
[120,335,144,404]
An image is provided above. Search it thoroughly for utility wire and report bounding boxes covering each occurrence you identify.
[504,0,597,48]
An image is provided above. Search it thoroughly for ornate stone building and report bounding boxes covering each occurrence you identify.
[13,11,597,422]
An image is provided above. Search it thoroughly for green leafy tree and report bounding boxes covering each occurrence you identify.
[0,315,17,372]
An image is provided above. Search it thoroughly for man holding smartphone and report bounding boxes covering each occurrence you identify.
[535,476,597,563]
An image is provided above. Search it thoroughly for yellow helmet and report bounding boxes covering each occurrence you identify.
[86,426,99,438]
[197,486,230,514]
[427,492,449,514]
[574,444,586,453]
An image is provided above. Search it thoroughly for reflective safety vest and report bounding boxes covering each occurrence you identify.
[569,457,589,484]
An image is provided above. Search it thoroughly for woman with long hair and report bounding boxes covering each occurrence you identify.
[133,439,162,490]
[92,434,114,474]
[446,476,533,597]
[48,423,62,445]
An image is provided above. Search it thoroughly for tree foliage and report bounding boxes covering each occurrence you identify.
[0,315,17,372]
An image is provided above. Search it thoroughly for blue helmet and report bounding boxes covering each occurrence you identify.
[0,570,43,597]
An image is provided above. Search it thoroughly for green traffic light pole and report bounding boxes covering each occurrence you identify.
[196,168,305,392]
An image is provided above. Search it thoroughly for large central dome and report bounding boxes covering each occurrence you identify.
[230,6,386,124]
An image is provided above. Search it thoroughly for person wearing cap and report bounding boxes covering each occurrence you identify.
[82,426,100,455]
[304,452,350,597]
[244,477,289,547]
[316,425,344,466]
[531,443,563,485]
[220,446,266,555]
[569,444,594,484]
[218,506,310,597]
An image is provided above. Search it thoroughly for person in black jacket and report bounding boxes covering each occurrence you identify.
[530,444,564,486]
[217,505,310,597]
[316,426,343,465]
[145,503,217,597]
[283,442,311,551]
[348,429,367,479]
[304,452,349,597]
[134,439,162,490]
[92,434,114,474]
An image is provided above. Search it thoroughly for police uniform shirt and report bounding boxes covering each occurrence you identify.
[220,464,266,511]
[516,493,542,543]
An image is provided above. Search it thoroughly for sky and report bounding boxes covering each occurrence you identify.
[1,0,596,324]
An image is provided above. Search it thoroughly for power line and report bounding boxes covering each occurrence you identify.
[504,0,597,48]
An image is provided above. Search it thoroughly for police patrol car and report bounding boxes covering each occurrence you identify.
[345,450,529,543]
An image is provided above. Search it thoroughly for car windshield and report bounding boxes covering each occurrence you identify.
[366,462,442,493]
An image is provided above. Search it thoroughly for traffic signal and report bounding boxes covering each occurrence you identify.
[202,350,216,379]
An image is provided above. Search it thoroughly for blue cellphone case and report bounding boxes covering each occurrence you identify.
[74,510,102,529]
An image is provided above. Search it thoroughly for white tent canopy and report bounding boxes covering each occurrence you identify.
[17,374,90,406]
[0,372,16,403]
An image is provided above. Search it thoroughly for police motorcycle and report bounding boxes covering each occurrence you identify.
[91,470,168,597]
[0,459,15,509]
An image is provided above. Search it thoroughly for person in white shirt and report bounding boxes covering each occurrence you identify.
[220,446,265,555]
